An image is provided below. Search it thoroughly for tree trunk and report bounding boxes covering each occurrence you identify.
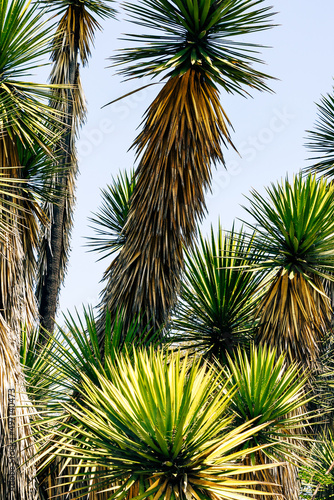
[99,69,231,344]
[38,22,80,337]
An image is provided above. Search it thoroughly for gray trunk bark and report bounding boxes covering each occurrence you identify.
[39,24,79,337]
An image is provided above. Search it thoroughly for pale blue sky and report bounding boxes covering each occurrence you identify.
[55,0,334,317]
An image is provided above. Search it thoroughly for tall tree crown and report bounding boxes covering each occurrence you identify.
[39,0,116,66]
[113,0,276,93]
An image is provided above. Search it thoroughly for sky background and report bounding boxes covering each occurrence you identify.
[48,0,334,319]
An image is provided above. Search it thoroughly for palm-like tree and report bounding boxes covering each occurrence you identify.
[29,307,158,498]
[0,0,65,334]
[225,344,312,500]
[243,173,334,368]
[102,0,275,336]
[0,0,68,497]
[173,224,264,362]
[35,347,282,500]
[36,0,116,337]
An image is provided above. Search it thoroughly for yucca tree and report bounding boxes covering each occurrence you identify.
[101,0,276,337]
[29,308,158,498]
[36,0,116,338]
[225,344,312,500]
[0,0,65,334]
[305,85,334,177]
[173,224,265,362]
[243,173,334,368]
[304,86,334,312]
[34,347,283,499]
[0,0,69,497]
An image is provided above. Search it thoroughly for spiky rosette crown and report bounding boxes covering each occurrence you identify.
[113,0,275,92]
[226,344,311,500]
[0,0,65,150]
[35,348,282,500]
[39,0,116,68]
[102,0,276,338]
[38,0,116,19]
[243,173,334,367]
[173,225,265,362]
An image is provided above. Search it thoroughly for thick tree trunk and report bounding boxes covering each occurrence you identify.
[99,69,231,344]
[38,30,79,337]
